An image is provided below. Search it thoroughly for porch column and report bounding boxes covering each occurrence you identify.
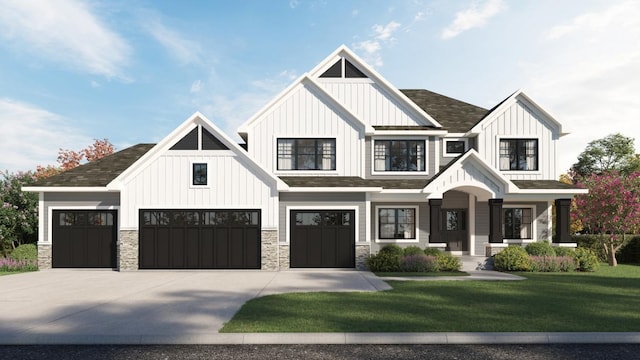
[554,198,572,243]
[429,199,443,243]
[488,198,503,243]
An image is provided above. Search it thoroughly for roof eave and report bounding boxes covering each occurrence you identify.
[22,186,115,193]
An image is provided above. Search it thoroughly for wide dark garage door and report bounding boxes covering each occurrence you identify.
[290,210,355,268]
[52,210,117,268]
[139,209,260,269]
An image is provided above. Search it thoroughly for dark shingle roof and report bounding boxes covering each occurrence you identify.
[512,180,583,190]
[32,144,155,187]
[401,89,490,132]
[279,176,429,190]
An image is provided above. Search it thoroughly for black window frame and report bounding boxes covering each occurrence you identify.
[445,140,466,155]
[378,208,417,240]
[192,163,208,186]
[374,140,426,172]
[277,138,336,171]
[503,208,533,239]
[499,139,539,171]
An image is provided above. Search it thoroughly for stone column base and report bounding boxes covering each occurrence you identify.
[261,230,278,270]
[37,243,52,269]
[356,244,371,270]
[118,230,139,271]
[278,244,290,270]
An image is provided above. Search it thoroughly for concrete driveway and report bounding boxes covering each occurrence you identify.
[0,269,389,341]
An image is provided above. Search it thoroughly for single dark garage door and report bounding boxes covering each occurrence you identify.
[52,210,117,268]
[139,209,261,269]
[290,210,355,268]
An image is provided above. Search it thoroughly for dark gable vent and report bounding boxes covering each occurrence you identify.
[202,127,229,150]
[170,127,199,150]
[320,59,342,78]
[345,60,366,78]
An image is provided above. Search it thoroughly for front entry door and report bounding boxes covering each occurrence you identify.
[442,209,467,251]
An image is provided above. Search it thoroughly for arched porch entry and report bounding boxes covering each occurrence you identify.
[427,184,498,256]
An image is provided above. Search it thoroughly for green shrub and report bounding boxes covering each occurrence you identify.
[434,252,462,272]
[573,247,599,272]
[572,234,607,262]
[378,244,404,257]
[9,244,37,261]
[0,258,38,272]
[525,241,556,257]
[403,246,424,256]
[399,255,438,272]
[366,252,401,272]
[553,246,575,257]
[529,256,576,272]
[494,246,531,271]
[423,247,442,256]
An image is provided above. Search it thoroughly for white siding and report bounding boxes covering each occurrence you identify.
[319,81,427,127]
[477,99,559,180]
[120,151,278,229]
[248,83,363,176]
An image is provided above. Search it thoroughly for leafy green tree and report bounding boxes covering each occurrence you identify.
[571,133,640,179]
[0,171,38,256]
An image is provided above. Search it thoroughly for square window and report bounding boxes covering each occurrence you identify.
[378,208,417,239]
[193,163,207,186]
[499,139,538,171]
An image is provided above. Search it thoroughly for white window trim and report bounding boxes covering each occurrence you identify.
[497,136,542,175]
[370,137,429,176]
[374,205,419,243]
[285,205,360,244]
[273,135,340,175]
[442,137,468,158]
[46,205,120,245]
[190,161,210,188]
[502,204,536,242]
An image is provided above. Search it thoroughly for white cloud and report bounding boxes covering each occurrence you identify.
[142,17,203,66]
[414,12,425,21]
[190,80,203,93]
[0,0,131,79]
[522,1,640,173]
[441,0,506,39]
[353,21,401,67]
[289,0,299,9]
[0,99,91,172]
[90,81,101,88]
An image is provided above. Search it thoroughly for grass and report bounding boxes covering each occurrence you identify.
[374,271,469,277]
[220,264,640,333]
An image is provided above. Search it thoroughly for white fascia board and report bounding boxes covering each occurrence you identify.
[238,73,309,135]
[379,189,424,194]
[302,76,375,135]
[372,130,448,136]
[308,45,442,129]
[516,91,566,136]
[504,193,584,201]
[283,187,382,193]
[513,188,588,195]
[22,186,116,192]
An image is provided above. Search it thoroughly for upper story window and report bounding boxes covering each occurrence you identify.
[277,138,336,171]
[374,140,425,172]
[192,163,208,186]
[444,139,467,157]
[499,139,538,171]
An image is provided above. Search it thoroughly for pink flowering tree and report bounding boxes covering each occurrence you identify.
[573,171,640,266]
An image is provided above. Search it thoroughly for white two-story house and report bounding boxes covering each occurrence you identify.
[24,46,586,270]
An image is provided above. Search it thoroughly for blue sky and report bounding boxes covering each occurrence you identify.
[1,0,638,174]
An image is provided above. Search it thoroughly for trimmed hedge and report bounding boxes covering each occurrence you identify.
[529,256,575,272]
[400,255,438,272]
[553,247,574,257]
[10,244,37,261]
[434,252,462,272]
[572,234,608,262]
[525,241,556,257]
[403,245,424,256]
[424,247,442,256]
[494,246,531,271]
[618,236,640,264]
[573,247,599,272]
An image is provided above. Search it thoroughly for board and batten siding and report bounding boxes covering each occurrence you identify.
[279,192,366,244]
[42,192,120,243]
[363,136,437,179]
[319,81,428,127]
[477,100,559,180]
[119,151,278,229]
[248,83,363,176]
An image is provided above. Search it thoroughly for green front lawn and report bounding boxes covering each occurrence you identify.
[221,265,640,332]
[374,271,469,277]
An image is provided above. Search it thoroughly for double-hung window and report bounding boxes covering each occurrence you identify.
[503,208,533,239]
[374,140,425,172]
[499,139,538,171]
[378,208,416,240]
[277,138,336,171]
